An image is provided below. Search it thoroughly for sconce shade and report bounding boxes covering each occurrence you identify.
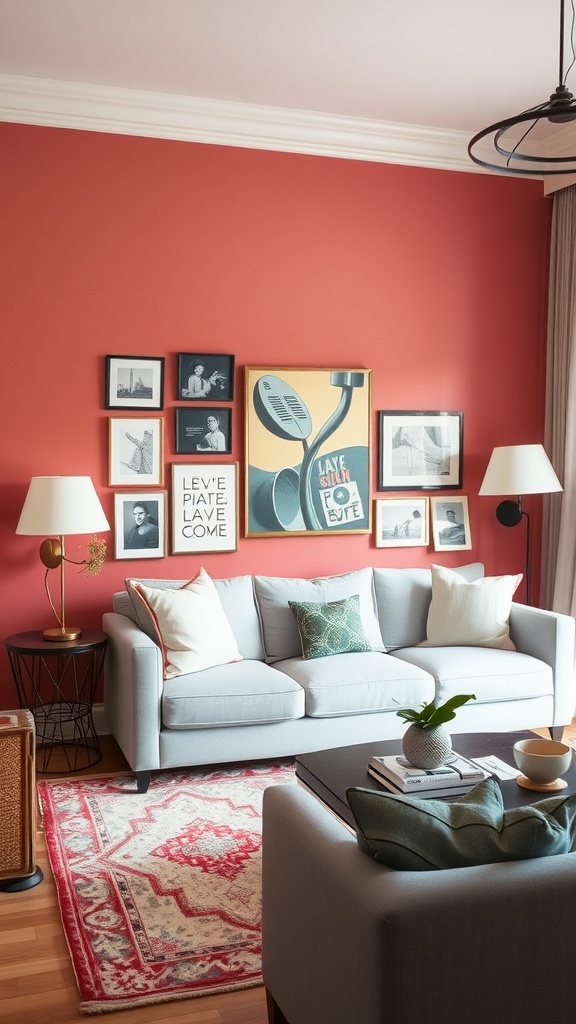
[16,476,110,536]
[478,445,563,498]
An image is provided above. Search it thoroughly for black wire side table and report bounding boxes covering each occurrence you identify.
[5,630,108,773]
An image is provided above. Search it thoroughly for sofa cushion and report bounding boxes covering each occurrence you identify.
[128,569,242,679]
[347,776,576,870]
[425,564,522,650]
[373,562,485,650]
[391,646,553,706]
[289,595,372,660]
[274,652,435,717]
[162,660,305,728]
[254,568,384,662]
[118,573,264,661]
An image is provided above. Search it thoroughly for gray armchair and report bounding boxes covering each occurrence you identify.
[262,784,576,1024]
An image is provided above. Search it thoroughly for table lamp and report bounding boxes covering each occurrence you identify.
[16,476,110,641]
[478,445,563,605]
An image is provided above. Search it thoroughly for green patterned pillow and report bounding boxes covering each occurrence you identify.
[288,594,372,660]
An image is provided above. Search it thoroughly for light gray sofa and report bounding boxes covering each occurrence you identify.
[103,563,576,793]
[261,784,576,1024]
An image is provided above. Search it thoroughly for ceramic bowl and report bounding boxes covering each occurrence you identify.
[513,738,573,785]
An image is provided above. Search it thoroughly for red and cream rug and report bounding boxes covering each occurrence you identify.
[37,760,295,1014]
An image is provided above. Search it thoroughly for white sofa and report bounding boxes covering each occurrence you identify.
[103,563,576,793]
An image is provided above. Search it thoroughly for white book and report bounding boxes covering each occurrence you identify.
[368,752,489,793]
[367,767,475,800]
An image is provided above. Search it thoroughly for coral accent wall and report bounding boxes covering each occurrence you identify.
[0,121,551,708]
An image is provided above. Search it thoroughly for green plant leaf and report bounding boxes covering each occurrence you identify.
[395,693,476,729]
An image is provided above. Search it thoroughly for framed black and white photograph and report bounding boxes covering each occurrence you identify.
[114,491,167,559]
[431,496,472,551]
[374,497,429,548]
[109,417,164,486]
[171,463,238,554]
[378,411,463,490]
[105,355,164,410]
[178,353,235,401]
[175,407,232,455]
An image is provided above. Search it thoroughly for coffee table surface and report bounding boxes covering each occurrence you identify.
[295,731,576,830]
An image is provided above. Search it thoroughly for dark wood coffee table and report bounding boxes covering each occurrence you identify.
[295,731,576,830]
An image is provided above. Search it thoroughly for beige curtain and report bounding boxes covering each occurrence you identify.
[543,185,576,613]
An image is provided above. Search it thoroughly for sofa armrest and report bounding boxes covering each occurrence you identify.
[509,602,576,727]
[262,784,576,1024]
[103,611,163,773]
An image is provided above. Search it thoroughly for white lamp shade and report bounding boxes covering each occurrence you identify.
[16,476,110,536]
[479,445,563,497]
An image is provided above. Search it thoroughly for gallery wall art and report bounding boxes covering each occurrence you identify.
[114,491,167,559]
[108,417,164,487]
[245,367,371,536]
[378,411,463,490]
[374,497,430,548]
[171,463,238,554]
[105,355,164,410]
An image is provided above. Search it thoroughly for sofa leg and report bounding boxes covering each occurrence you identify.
[265,988,290,1024]
[136,770,151,793]
[549,726,564,741]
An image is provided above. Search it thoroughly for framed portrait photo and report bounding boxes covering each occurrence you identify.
[374,497,429,548]
[245,366,372,536]
[109,417,164,486]
[178,353,235,401]
[105,355,164,410]
[114,491,167,559]
[378,411,463,490]
[175,407,232,455]
[431,496,472,552]
[171,463,238,554]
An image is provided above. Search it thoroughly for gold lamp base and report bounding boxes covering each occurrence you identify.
[43,626,82,643]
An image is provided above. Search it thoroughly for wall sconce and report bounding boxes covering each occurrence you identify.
[16,476,110,641]
[479,445,563,605]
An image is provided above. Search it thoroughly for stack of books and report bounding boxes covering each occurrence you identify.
[368,753,490,798]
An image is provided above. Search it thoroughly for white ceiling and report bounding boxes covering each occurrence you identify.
[0,0,574,173]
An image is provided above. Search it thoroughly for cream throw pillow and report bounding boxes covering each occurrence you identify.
[130,568,242,678]
[426,564,522,650]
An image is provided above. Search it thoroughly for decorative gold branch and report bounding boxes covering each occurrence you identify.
[75,535,107,576]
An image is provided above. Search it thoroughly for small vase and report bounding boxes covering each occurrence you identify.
[402,723,452,769]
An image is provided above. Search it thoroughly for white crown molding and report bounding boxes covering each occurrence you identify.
[0,72,491,174]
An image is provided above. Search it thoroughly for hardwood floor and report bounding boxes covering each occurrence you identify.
[1,724,575,1024]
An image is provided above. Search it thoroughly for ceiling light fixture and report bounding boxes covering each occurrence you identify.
[468,0,576,175]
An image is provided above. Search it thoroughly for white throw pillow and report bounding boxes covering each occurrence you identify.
[129,568,242,678]
[425,564,522,650]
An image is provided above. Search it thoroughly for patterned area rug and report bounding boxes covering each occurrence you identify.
[37,760,295,1014]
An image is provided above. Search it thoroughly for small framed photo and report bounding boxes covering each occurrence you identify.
[105,355,164,410]
[171,463,238,554]
[378,411,463,490]
[109,417,164,486]
[431,496,472,551]
[175,407,232,455]
[114,491,167,559]
[178,354,235,401]
[375,498,429,548]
